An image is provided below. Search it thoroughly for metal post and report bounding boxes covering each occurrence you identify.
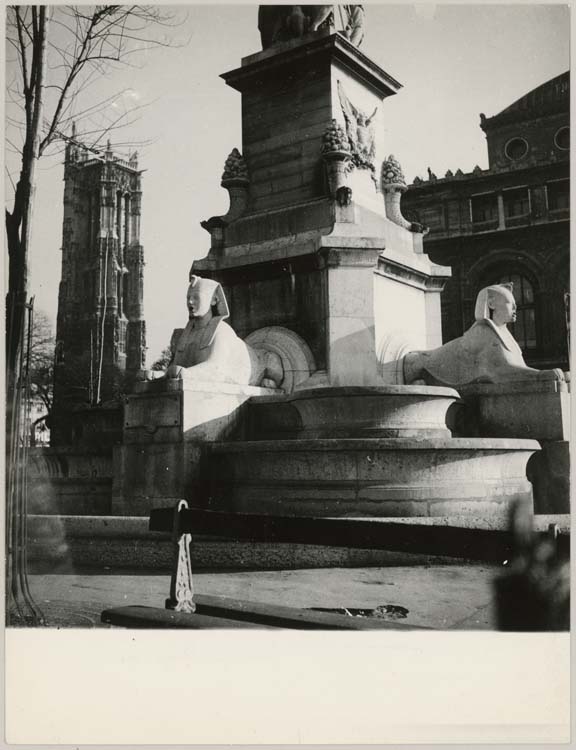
[165,500,196,614]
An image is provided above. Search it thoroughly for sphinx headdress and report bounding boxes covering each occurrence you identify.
[189,274,230,320]
[474,283,514,321]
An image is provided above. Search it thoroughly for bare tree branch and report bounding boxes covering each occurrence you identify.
[5,166,18,192]
[14,8,31,130]
[39,9,103,154]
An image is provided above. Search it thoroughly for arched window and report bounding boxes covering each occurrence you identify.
[495,272,537,351]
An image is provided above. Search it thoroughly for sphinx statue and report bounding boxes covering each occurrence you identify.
[142,275,283,388]
[403,284,567,386]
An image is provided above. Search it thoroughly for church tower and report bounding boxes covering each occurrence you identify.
[53,134,146,416]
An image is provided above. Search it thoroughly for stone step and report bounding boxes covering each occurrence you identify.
[27,513,569,573]
[27,447,114,515]
[28,478,113,515]
[206,436,540,519]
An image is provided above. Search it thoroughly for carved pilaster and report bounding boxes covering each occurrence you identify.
[126,319,146,371]
[130,189,142,244]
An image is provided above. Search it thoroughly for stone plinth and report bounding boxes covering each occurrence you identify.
[455,380,571,515]
[113,379,278,515]
[320,243,383,386]
[374,248,449,382]
[223,30,401,214]
[527,441,570,514]
[112,442,205,515]
[27,447,113,516]
[205,437,539,519]
[50,404,123,448]
[458,379,570,441]
[246,385,461,439]
[127,378,276,443]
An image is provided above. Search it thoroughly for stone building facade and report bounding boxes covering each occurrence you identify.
[402,72,570,370]
[53,138,146,421]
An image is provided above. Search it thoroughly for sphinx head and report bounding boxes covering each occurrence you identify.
[187,275,230,321]
[475,284,517,327]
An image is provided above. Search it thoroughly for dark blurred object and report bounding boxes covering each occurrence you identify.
[495,501,570,631]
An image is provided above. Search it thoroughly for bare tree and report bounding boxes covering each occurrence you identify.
[28,308,54,420]
[4,4,182,625]
[151,346,173,371]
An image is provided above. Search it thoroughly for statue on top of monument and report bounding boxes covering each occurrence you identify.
[403,284,568,386]
[140,275,284,388]
[339,5,365,46]
[258,5,365,49]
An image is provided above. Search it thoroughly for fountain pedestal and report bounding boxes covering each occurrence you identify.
[111,378,278,515]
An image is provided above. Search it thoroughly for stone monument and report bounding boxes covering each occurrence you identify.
[29,7,569,573]
[179,11,544,521]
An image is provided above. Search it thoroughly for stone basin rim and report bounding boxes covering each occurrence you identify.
[211,437,541,452]
[251,385,462,403]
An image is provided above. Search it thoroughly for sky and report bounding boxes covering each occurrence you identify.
[4,3,571,365]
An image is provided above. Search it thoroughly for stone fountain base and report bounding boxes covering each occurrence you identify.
[204,436,539,518]
[245,385,460,439]
[115,383,540,519]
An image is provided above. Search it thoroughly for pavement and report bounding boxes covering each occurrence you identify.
[24,563,500,629]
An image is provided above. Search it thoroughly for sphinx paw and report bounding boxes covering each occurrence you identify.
[538,368,565,382]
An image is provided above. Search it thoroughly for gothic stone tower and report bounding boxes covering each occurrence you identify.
[53,138,146,420]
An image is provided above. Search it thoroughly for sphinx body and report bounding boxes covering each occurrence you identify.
[145,276,283,388]
[404,284,566,386]
[169,317,281,387]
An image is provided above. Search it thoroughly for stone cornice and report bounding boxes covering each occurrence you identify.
[407,160,569,194]
[376,252,450,292]
[319,246,381,268]
[223,31,402,99]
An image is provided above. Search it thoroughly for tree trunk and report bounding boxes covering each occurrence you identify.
[6,5,48,627]
[6,7,48,382]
